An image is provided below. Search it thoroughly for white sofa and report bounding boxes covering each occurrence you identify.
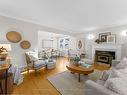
[85,80,120,95]
[85,59,127,95]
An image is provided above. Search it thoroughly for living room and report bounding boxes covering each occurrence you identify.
[0,0,127,95]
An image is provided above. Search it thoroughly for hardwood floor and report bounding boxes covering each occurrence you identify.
[12,57,110,95]
[12,57,68,95]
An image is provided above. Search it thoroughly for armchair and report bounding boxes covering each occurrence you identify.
[25,51,46,73]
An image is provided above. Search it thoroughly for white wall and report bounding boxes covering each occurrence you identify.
[76,25,127,59]
[0,16,79,69]
[0,16,72,69]
[0,16,40,68]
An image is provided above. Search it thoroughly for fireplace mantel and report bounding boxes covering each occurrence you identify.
[92,44,122,60]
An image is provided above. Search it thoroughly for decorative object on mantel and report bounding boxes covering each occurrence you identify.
[78,40,82,49]
[95,32,112,44]
[95,39,101,44]
[99,32,111,42]
[20,40,31,49]
[0,44,11,61]
[107,34,116,44]
[6,31,22,43]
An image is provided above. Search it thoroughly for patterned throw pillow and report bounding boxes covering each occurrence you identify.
[99,70,111,81]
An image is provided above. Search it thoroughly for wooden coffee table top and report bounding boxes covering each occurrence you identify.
[66,62,94,74]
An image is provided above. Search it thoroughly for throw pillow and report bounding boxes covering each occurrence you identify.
[99,70,111,81]
[118,68,127,77]
[28,51,38,61]
[115,57,127,69]
[109,69,124,78]
[104,78,127,95]
[29,54,38,61]
[48,59,53,62]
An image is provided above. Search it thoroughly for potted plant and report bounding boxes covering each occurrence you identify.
[74,55,80,66]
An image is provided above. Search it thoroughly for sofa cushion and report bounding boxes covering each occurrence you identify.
[104,78,127,95]
[115,57,127,69]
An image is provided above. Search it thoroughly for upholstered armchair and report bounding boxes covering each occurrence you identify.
[25,51,46,73]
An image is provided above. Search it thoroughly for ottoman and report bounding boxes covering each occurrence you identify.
[46,59,56,69]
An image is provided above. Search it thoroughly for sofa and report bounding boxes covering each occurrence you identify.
[85,58,127,95]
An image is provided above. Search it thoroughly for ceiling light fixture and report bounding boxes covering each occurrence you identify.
[87,34,95,40]
[121,31,127,36]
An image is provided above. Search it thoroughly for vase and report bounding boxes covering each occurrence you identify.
[0,53,8,61]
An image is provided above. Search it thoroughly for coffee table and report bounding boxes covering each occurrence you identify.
[66,62,94,82]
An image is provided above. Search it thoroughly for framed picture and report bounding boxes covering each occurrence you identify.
[107,34,116,44]
[99,32,111,42]
[59,38,70,50]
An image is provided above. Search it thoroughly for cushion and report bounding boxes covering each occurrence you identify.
[99,70,111,81]
[115,57,127,69]
[118,68,127,77]
[26,51,38,61]
[104,78,127,95]
[29,55,38,61]
[34,60,46,68]
[109,69,124,78]
[96,80,105,85]
[48,59,53,62]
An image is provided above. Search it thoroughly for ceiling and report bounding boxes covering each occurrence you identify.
[0,0,127,34]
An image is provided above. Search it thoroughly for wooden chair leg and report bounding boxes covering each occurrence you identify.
[0,82,3,94]
[34,69,37,76]
[27,68,29,73]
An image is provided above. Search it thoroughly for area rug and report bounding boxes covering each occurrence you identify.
[47,70,102,95]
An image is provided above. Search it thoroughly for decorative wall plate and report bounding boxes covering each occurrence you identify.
[20,40,31,49]
[6,31,22,43]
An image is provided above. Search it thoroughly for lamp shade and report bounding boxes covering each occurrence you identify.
[0,44,12,51]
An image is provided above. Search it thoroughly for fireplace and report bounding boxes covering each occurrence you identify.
[95,50,115,65]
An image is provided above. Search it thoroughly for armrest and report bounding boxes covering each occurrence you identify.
[85,80,119,95]
[112,60,120,67]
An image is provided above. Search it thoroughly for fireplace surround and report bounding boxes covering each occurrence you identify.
[92,44,122,66]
